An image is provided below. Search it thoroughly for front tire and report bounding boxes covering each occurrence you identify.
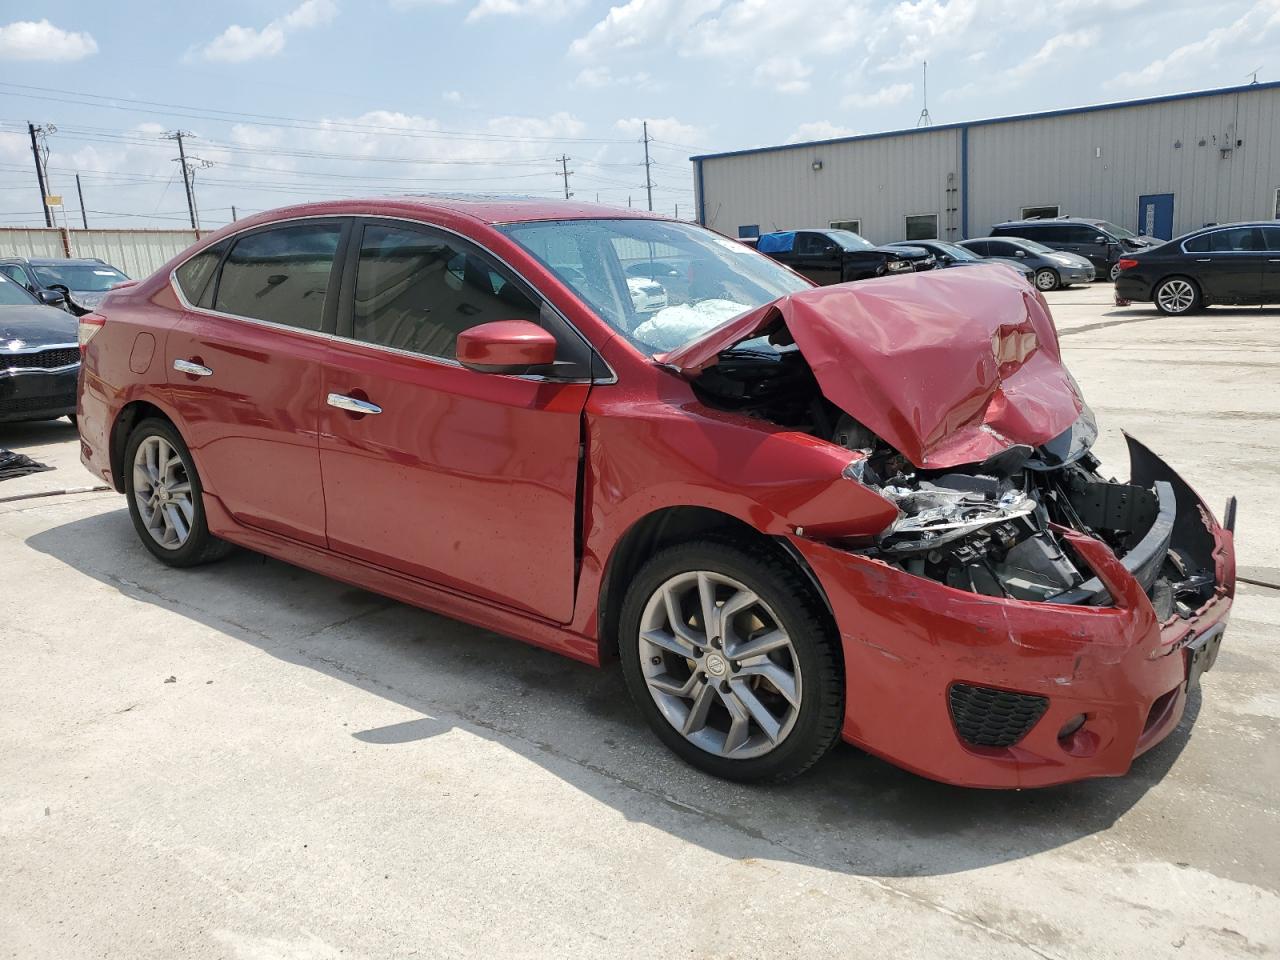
[1153,276,1202,315]
[1108,262,1123,282]
[123,417,232,567]
[618,539,844,783]
[1033,268,1060,291]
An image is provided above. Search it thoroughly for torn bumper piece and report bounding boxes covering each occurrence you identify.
[790,441,1235,789]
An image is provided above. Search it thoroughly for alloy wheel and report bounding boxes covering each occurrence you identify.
[637,571,802,760]
[1109,262,1122,282]
[132,434,195,550]
[1157,279,1196,314]
[1034,269,1058,291]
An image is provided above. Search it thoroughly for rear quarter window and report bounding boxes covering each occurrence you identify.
[174,241,226,308]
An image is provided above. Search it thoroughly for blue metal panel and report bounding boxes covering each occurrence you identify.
[1138,194,1175,239]
[689,80,1280,162]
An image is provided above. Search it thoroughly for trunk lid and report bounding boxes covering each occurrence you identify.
[658,268,1083,469]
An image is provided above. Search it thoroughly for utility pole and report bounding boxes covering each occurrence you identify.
[231,205,238,222]
[75,173,88,229]
[28,122,52,227]
[165,130,198,229]
[642,120,654,212]
[556,155,573,200]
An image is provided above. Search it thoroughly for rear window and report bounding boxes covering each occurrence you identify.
[174,241,226,308]
[214,223,343,330]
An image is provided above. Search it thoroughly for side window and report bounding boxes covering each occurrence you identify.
[1032,225,1068,243]
[352,223,592,375]
[1262,226,1280,252]
[1183,233,1210,253]
[214,222,343,330]
[1208,227,1263,252]
[965,241,988,255]
[1064,225,1099,243]
[988,241,1015,256]
[795,233,830,255]
[0,264,29,288]
[174,241,226,308]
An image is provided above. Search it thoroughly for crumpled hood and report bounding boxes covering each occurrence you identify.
[659,267,1083,469]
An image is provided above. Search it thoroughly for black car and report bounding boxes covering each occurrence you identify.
[958,237,1095,291]
[0,256,129,315]
[1114,221,1280,315]
[758,229,933,284]
[990,217,1161,282]
[0,273,80,424]
[884,239,1035,283]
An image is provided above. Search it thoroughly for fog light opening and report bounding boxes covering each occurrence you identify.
[1057,714,1087,741]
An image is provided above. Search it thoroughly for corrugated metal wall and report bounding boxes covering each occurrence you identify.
[966,86,1280,237]
[699,128,962,244]
[697,85,1280,243]
[0,228,200,279]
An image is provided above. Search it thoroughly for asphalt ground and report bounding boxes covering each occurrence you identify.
[2,284,1277,959]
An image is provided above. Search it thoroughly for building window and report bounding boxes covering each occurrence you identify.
[829,219,861,234]
[904,214,938,241]
[1021,205,1060,220]
[738,224,760,239]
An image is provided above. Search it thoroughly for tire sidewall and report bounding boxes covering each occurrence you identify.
[123,418,217,567]
[618,540,843,782]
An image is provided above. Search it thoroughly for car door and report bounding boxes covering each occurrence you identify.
[1262,226,1280,303]
[1182,227,1265,304]
[165,219,347,547]
[1066,225,1111,271]
[317,219,595,623]
[793,232,842,285]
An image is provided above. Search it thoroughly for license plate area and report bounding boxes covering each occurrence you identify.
[1184,624,1225,690]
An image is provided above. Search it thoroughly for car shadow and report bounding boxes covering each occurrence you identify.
[27,507,1205,880]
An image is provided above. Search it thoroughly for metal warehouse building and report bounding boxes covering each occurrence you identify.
[692,81,1280,245]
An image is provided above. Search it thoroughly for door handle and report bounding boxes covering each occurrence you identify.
[1195,258,1211,263]
[327,392,382,415]
[173,358,213,377]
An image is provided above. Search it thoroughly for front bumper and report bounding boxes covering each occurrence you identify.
[1061,265,1096,283]
[0,366,78,422]
[792,439,1235,789]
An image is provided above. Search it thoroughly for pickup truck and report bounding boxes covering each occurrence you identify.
[758,229,934,284]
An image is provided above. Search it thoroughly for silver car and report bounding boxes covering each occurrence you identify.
[958,237,1095,291]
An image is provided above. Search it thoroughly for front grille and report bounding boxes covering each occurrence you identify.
[2,393,75,412]
[1,348,79,371]
[948,683,1049,748]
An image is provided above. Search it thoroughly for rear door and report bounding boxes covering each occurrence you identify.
[317,219,594,623]
[1262,226,1280,303]
[1182,227,1265,304]
[166,220,347,547]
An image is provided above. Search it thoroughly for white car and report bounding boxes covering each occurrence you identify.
[627,276,668,315]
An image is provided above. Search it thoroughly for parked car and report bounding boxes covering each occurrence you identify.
[79,198,1234,788]
[758,229,934,284]
[0,273,79,424]
[0,257,130,315]
[990,217,1161,282]
[1115,221,1280,315]
[625,260,690,304]
[626,275,668,315]
[959,237,1095,290]
[884,239,1034,282]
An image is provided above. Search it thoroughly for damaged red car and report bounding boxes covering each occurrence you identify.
[77,198,1236,788]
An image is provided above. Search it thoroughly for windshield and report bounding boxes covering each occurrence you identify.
[1013,239,1055,255]
[932,241,979,261]
[0,274,38,306]
[497,218,811,354]
[1097,221,1136,240]
[828,230,875,252]
[31,262,128,292]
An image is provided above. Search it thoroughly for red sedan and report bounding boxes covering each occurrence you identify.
[76,198,1236,787]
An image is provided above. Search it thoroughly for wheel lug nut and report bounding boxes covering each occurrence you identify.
[650,656,661,665]
[710,637,721,649]
[719,681,731,693]
[730,662,740,672]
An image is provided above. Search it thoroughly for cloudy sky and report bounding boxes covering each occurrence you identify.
[0,0,1276,229]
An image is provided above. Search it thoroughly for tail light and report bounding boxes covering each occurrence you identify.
[1117,258,1139,271]
[78,312,106,350]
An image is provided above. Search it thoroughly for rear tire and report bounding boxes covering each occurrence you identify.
[1153,276,1202,315]
[1033,268,1060,291]
[123,418,233,567]
[618,539,844,783]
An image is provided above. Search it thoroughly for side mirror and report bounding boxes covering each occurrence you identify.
[457,320,557,374]
[1094,236,1109,245]
[1015,250,1027,257]
[37,289,66,305]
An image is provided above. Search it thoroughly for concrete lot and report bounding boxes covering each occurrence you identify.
[1,285,1278,959]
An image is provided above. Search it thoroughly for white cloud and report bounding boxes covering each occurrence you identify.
[1007,27,1098,80]
[788,121,858,143]
[842,81,914,109]
[197,0,337,62]
[1111,0,1280,87]
[574,66,654,89]
[570,0,721,59]
[442,90,464,103]
[467,0,585,19]
[756,57,812,94]
[0,19,97,61]
[615,116,708,148]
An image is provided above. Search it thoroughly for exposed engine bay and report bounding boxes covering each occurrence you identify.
[693,344,1220,619]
